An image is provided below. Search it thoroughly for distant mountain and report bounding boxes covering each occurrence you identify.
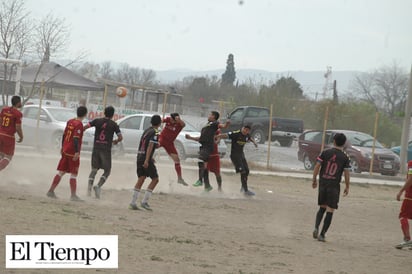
[155,69,361,99]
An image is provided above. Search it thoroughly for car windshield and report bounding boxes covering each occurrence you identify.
[345,132,384,148]
[48,108,76,122]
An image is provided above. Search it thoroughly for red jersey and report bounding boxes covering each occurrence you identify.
[406,161,412,198]
[159,117,183,143]
[0,106,22,138]
[62,118,84,157]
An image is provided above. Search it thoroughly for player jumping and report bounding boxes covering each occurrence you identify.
[395,160,412,249]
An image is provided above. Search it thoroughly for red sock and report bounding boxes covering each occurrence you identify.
[175,163,182,178]
[400,217,410,240]
[69,178,77,196]
[0,158,10,171]
[49,174,61,192]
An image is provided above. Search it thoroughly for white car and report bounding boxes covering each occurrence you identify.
[82,113,227,160]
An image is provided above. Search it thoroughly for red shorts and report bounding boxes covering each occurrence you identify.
[0,134,16,156]
[207,154,220,174]
[399,198,412,219]
[160,141,177,155]
[57,154,80,175]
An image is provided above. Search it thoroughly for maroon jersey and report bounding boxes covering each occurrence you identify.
[62,118,84,157]
[159,117,183,143]
[0,106,22,138]
[406,161,412,199]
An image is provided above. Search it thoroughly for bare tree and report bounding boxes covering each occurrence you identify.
[99,61,113,80]
[351,62,409,117]
[0,0,31,105]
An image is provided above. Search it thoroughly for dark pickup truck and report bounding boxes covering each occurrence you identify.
[223,106,304,147]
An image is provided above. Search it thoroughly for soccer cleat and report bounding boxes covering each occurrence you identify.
[93,186,101,199]
[313,228,318,239]
[46,191,58,199]
[177,178,188,186]
[193,180,203,187]
[318,234,326,242]
[204,185,213,192]
[395,240,412,249]
[240,187,245,193]
[128,203,140,210]
[244,190,255,196]
[70,195,84,202]
[218,186,222,192]
[141,202,153,211]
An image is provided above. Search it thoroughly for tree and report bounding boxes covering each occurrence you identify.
[351,63,409,118]
[221,53,236,86]
[0,0,31,105]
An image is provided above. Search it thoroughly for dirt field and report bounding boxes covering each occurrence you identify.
[0,151,410,274]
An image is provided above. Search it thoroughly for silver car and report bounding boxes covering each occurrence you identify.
[82,113,227,160]
[21,105,77,149]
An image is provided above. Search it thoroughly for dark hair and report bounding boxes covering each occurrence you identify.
[211,111,219,120]
[333,133,346,147]
[151,114,161,126]
[104,106,115,118]
[170,112,179,120]
[77,106,88,118]
[243,125,251,130]
[11,95,21,106]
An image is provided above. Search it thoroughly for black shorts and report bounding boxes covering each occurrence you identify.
[198,144,214,162]
[318,182,340,209]
[230,154,249,175]
[91,149,112,171]
[136,160,158,179]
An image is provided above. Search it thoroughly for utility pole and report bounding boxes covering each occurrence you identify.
[400,65,412,174]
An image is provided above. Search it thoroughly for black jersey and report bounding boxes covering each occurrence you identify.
[89,117,121,151]
[137,127,159,162]
[317,148,350,184]
[228,130,251,156]
[199,120,219,145]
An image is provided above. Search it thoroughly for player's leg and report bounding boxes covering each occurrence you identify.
[47,170,66,198]
[241,158,254,196]
[0,154,12,171]
[318,185,340,241]
[0,137,15,171]
[129,162,146,210]
[94,151,112,199]
[140,162,159,210]
[396,200,412,248]
[69,158,82,201]
[215,173,222,191]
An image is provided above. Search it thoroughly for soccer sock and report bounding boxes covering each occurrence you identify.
[48,174,62,192]
[97,176,107,188]
[203,170,211,188]
[400,217,411,241]
[198,162,205,182]
[321,212,334,236]
[0,158,10,171]
[142,189,153,204]
[69,178,77,196]
[175,162,182,178]
[315,207,326,229]
[88,169,98,190]
[216,175,222,188]
[241,173,248,192]
[131,189,140,205]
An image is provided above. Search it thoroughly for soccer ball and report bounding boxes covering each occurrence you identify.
[116,86,128,98]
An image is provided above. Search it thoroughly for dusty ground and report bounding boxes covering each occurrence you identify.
[0,150,411,274]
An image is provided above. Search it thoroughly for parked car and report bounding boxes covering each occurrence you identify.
[20,105,77,149]
[82,113,227,160]
[297,129,400,176]
[391,141,412,162]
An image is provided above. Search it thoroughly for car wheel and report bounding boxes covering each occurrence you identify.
[175,141,186,161]
[303,154,314,170]
[349,157,361,173]
[252,129,265,144]
[278,137,293,147]
[52,131,63,150]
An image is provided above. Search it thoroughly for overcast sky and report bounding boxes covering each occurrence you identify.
[25,0,412,72]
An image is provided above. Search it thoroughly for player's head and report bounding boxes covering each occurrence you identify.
[77,106,88,119]
[333,133,346,147]
[209,111,219,122]
[104,106,115,118]
[11,95,22,108]
[170,112,179,120]
[151,114,161,127]
[241,125,251,135]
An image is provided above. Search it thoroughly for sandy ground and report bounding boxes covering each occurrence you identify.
[0,150,411,274]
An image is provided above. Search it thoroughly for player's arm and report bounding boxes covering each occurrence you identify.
[16,123,23,143]
[312,162,321,189]
[144,141,155,168]
[185,134,200,141]
[73,137,80,161]
[216,133,229,139]
[249,136,258,148]
[218,119,230,129]
[343,168,350,196]
[397,174,412,201]
[113,133,123,145]
[175,116,185,128]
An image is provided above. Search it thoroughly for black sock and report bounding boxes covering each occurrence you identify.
[97,176,106,188]
[315,207,326,230]
[241,173,248,192]
[321,212,333,236]
[216,175,222,188]
[203,170,210,188]
[198,162,204,182]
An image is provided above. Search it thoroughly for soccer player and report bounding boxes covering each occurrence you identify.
[0,95,23,172]
[84,106,122,199]
[159,112,187,186]
[395,160,412,249]
[185,111,229,192]
[46,106,88,201]
[216,125,258,196]
[312,133,350,242]
[129,114,162,211]
[207,129,223,191]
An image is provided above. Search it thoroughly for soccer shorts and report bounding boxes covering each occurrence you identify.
[198,144,213,162]
[399,198,412,219]
[57,154,80,175]
[230,154,249,175]
[136,160,158,179]
[0,134,16,156]
[160,141,178,155]
[207,154,220,174]
[91,149,112,171]
[318,182,340,209]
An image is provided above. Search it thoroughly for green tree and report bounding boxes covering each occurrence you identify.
[221,53,236,86]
